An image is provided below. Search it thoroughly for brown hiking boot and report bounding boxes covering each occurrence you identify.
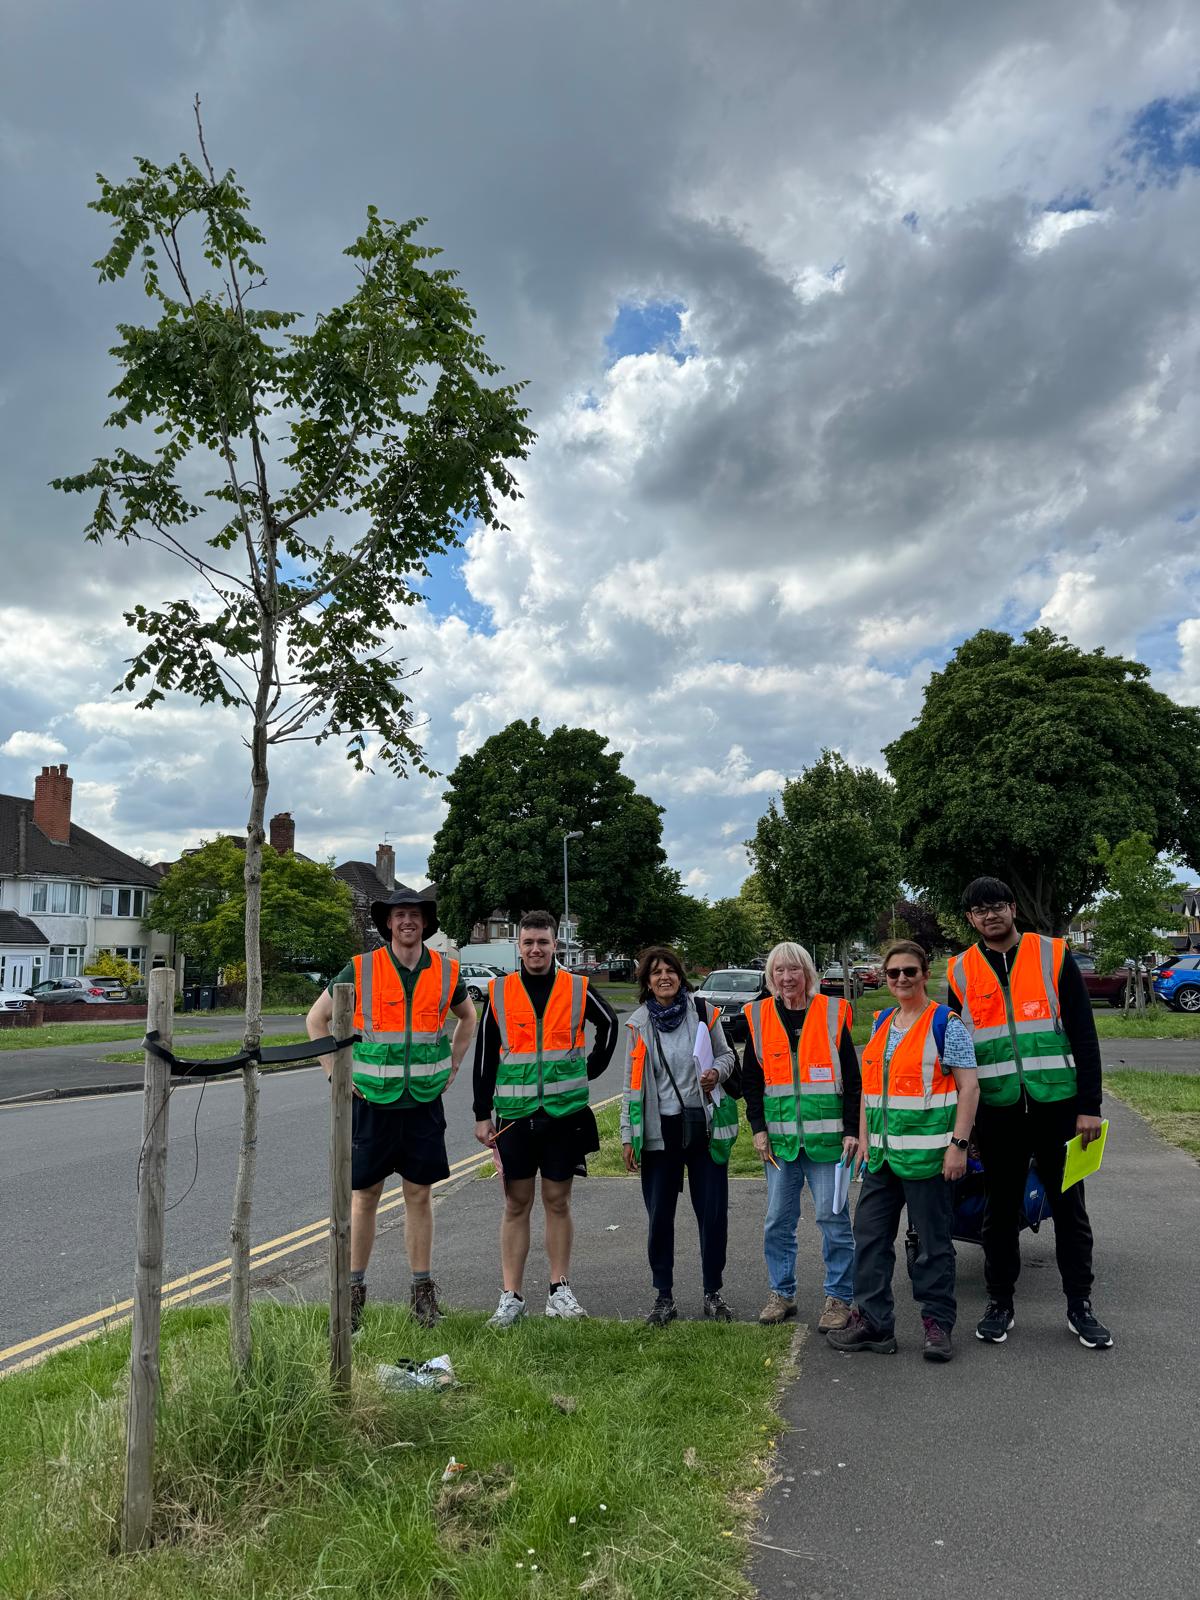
[411,1278,444,1329]
[758,1291,798,1325]
[350,1281,366,1337]
[817,1296,852,1334]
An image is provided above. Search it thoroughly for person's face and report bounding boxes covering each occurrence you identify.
[884,953,928,1003]
[772,958,807,1004]
[388,906,424,945]
[967,900,1017,943]
[519,926,556,973]
[648,960,681,1003]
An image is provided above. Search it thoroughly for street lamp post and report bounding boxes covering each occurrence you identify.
[562,830,583,969]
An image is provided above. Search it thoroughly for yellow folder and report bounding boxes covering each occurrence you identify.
[1061,1120,1109,1193]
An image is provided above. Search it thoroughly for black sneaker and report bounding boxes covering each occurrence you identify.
[645,1293,677,1328]
[410,1279,444,1329]
[825,1308,897,1354]
[975,1300,1015,1343]
[350,1281,367,1337]
[703,1291,734,1323]
[922,1317,953,1362]
[1067,1300,1113,1349]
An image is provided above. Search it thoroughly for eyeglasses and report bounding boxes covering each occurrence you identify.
[969,903,1011,916]
[885,965,922,980]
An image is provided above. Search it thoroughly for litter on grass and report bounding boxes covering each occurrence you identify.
[376,1354,457,1392]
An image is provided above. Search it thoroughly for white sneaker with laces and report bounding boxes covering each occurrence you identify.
[545,1281,588,1320]
[486,1290,528,1330]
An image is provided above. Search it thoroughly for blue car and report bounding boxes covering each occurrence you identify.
[1153,955,1200,1013]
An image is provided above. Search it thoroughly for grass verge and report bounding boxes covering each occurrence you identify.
[0,1024,208,1053]
[101,1032,310,1065]
[1103,1070,1200,1161]
[1091,1009,1200,1039]
[0,1305,792,1600]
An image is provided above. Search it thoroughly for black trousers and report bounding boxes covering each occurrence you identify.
[854,1162,957,1332]
[974,1094,1094,1303]
[639,1114,729,1296]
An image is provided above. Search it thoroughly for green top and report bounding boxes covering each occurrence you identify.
[328,947,467,1108]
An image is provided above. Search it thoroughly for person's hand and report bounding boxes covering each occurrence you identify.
[446,1063,459,1088]
[840,1134,859,1166]
[699,1067,719,1092]
[943,1143,967,1182]
[1076,1113,1104,1149]
[753,1129,772,1162]
[474,1119,497,1147]
[622,1142,639,1173]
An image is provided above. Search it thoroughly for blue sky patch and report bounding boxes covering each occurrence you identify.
[415,545,493,631]
[1125,92,1200,180]
[605,297,689,364]
[1045,192,1094,213]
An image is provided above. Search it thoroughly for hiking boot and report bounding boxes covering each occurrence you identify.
[1067,1300,1114,1349]
[410,1278,443,1329]
[825,1309,898,1354]
[758,1291,798,1325]
[349,1281,366,1337]
[703,1291,734,1323]
[817,1296,852,1334]
[975,1300,1015,1343]
[486,1290,528,1330]
[545,1281,588,1320]
[645,1293,677,1328]
[922,1317,953,1362]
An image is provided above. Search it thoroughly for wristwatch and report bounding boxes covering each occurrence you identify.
[949,1136,969,1151]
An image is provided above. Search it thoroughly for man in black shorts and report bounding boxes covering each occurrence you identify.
[473,910,618,1326]
[308,888,476,1331]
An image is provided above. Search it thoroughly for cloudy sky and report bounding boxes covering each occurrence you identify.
[2,1,1199,897]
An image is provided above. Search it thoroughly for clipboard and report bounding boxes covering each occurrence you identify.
[832,1152,854,1214]
[1061,1120,1108,1192]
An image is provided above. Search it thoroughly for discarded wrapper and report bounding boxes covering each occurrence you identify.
[375,1354,458,1392]
[441,1456,470,1483]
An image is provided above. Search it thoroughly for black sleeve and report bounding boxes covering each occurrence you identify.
[839,1022,861,1136]
[946,984,963,1016]
[450,980,468,1007]
[471,1001,503,1120]
[741,1028,767,1134]
[584,986,619,1080]
[1058,952,1103,1115]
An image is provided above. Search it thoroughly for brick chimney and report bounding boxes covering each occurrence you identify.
[269,811,295,855]
[376,842,395,889]
[32,764,72,844]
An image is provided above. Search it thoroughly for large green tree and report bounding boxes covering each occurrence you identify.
[1092,833,1183,1010]
[148,837,358,978]
[749,750,902,996]
[677,896,763,970]
[428,719,680,956]
[886,629,1200,934]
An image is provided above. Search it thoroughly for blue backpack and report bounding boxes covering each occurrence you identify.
[872,1003,952,1055]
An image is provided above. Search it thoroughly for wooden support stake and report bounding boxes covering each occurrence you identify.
[122,965,175,1552]
[329,982,354,1396]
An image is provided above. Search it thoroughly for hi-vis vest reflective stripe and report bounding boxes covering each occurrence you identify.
[948,936,1076,1107]
[626,1004,740,1166]
[491,969,589,1120]
[352,948,458,1104]
[742,994,848,1163]
[861,1003,958,1180]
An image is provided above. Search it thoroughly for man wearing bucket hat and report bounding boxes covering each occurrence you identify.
[308,887,476,1332]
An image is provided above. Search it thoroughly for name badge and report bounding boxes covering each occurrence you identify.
[808,1066,833,1081]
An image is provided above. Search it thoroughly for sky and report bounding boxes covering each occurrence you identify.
[1,2,1199,898]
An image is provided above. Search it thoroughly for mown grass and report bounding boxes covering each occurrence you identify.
[1091,1009,1200,1039]
[1103,1070,1200,1161]
[0,1024,208,1053]
[0,1304,793,1600]
[101,1032,311,1065]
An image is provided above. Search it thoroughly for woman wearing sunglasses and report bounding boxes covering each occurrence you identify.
[827,940,979,1362]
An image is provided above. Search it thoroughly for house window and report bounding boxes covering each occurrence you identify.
[98,945,146,974]
[31,881,84,914]
[31,883,45,912]
[100,887,147,918]
[47,945,85,979]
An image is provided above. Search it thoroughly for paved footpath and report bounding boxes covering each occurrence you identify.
[264,1096,1199,1600]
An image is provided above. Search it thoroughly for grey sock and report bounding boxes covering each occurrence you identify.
[350,1269,365,1287]
[412,1269,431,1285]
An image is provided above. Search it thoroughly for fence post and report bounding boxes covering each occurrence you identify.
[329,982,354,1396]
[122,965,175,1552]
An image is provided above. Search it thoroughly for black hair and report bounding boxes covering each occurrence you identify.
[961,876,1015,911]
[635,945,689,1004]
[518,909,557,934]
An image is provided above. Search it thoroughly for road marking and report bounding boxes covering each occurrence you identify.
[0,1093,620,1375]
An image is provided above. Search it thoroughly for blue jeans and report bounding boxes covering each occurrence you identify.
[763,1149,854,1302]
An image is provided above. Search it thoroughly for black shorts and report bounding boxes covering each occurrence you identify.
[494,1106,600,1183]
[351,1095,450,1190]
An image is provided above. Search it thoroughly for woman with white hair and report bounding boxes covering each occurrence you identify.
[741,941,860,1332]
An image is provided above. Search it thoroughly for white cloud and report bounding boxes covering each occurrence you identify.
[0,730,67,760]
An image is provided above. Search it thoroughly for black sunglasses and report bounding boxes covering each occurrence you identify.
[885,965,923,980]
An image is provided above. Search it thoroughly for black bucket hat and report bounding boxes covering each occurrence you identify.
[371,887,439,941]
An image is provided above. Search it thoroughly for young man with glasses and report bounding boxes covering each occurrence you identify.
[948,877,1111,1349]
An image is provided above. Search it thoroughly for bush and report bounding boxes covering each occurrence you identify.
[262,972,323,1007]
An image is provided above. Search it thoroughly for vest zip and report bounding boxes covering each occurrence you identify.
[403,977,413,1095]
[790,1024,803,1150]
[998,951,1027,1097]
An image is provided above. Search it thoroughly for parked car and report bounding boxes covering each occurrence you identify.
[853,962,883,989]
[25,977,115,1005]
[84,976,129,1002]
[1072,953,1131,1008]
[459,962,505,1002]
[691,968,766,1043]
[820,963,863,998]
[1153,955,1200,1013]
[0,987,33,1013]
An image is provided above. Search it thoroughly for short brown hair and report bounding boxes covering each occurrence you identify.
[882,939,929,974]
[518,910,557,934]
[635,945,689,1003]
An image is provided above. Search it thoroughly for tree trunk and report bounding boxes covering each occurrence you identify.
[841,941,853,1006]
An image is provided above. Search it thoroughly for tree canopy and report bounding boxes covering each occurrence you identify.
[886,629,1200,933]
[148,836,358,978]
[676,895,763,970]
[749,750,902,974]
[1092,833,1183,975]
[427,718,680,955]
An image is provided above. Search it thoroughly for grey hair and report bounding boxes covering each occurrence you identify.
[764,941,820,1002]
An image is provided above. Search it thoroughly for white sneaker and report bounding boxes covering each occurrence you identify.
[545,1281,588,1320]
[486,1290,528,1330]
